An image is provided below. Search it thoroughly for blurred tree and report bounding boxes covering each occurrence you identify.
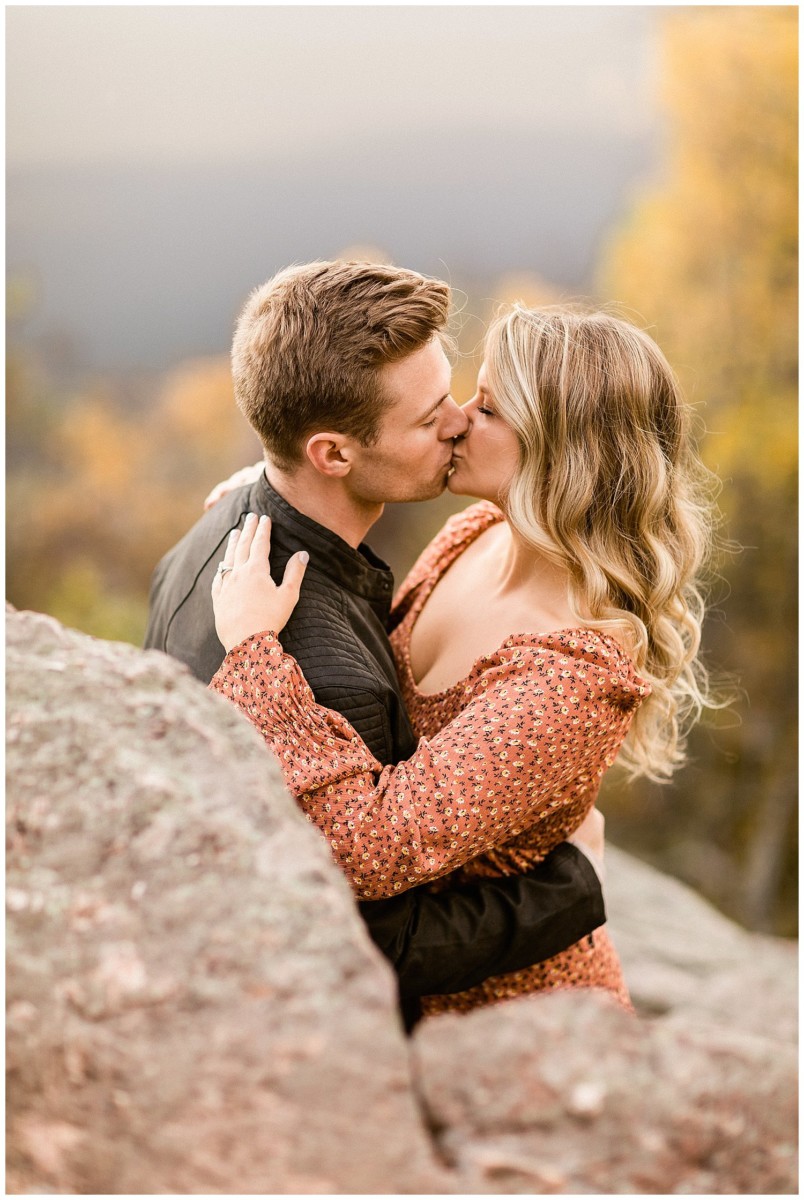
[7,348,261,646]
[597,6,797,933]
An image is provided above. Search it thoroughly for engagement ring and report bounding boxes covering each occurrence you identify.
[216,563,233,577]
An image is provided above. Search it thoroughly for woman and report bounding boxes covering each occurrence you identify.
[209,306,716,1016]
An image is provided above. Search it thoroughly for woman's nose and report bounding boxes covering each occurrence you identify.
[457,395,479,432]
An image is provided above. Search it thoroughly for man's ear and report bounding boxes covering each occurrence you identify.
[305,432,354,478]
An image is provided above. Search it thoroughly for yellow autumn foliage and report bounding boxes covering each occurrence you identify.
[597,5,797,934]
[599,6,797,482]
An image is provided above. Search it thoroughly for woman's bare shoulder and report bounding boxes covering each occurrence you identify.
[394,502,503,600]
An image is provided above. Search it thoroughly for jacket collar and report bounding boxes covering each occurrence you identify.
[255,472,395,602]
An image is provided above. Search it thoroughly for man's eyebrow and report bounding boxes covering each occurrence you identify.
[418,392,450,421]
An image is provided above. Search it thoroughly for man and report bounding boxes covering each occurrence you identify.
[145,260,605,1026]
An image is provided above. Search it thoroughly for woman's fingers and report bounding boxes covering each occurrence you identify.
[210,527,240,597]
[211,522,309,647]
[251,513,272,563]
[223,528,240,569]
[280,550,309,601]
[211,515,307,626]
[234,512,259,566]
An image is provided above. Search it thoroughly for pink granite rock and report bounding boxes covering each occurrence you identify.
[7,607,797,1195]
[412,990,797,1194]
[6,609,447,1194]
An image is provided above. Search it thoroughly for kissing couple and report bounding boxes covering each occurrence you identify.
[146,260,716,1029]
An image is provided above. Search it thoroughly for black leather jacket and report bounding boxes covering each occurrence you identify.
[144,472,605,1007]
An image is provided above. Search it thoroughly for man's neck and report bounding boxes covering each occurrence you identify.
[264,461,383,550]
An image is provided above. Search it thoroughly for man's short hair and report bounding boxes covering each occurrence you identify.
[231,260,451,469]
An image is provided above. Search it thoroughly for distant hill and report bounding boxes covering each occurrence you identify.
[7,128,657,372]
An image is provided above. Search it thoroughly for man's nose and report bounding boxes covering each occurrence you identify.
[441,397,470,439]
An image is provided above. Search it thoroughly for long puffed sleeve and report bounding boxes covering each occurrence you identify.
[210,629,648,900]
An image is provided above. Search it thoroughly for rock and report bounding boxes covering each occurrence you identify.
[6,609,448,1194]
[7,607,797,1195]
[411,992,797,1195]
[605,844,797,1042]
[409,839,797,1195]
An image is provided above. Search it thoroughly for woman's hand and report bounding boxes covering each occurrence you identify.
[203,461,265,511]
[211,512,309,652]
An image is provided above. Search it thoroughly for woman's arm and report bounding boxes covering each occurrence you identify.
[210,513,636,900]
[211,630,619,899]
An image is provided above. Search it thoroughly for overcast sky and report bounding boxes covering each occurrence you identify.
[7,6,662,169]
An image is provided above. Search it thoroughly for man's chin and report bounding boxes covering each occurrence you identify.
[376,463,457,504]
[417,480,450,502]
[394,471,451,504]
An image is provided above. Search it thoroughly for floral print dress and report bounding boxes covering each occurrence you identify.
[210,502,649,1014]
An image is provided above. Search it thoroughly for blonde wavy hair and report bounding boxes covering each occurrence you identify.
[484,304,719,782]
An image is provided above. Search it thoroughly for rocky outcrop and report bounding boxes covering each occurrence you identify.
[6,609,797,1194]
[413,985,796,1195]
[605,843,797,1042]
[411,849,798,1195]
[6,609,447,1194]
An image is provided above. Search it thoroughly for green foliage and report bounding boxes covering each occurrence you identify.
[43,560,149,647]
